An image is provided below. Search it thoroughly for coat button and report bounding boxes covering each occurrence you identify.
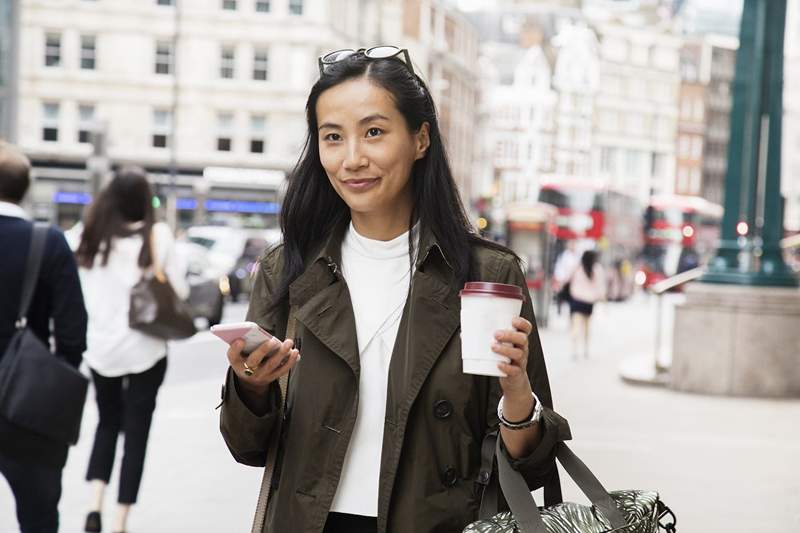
[442,466,458,487]
[478,470,490,484]
[433,400,453,419]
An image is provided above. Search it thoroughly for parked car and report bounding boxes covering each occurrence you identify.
[185,226,281,302]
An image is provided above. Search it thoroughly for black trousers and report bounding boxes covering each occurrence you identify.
[0,449,63,532]
[323,513,378,533]
[86,356,167,504]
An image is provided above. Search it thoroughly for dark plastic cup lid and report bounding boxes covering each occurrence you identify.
[459,282,523,300]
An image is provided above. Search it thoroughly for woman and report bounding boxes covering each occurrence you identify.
[76,167,188,533]
[568,249,606,359]
[220,47,569,533]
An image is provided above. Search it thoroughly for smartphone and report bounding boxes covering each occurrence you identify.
[211,321,274,354]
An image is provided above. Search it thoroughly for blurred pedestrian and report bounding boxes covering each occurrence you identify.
[568,250,606,359]
[0,141,88,532]
[219,47,569,533]
[553,240,579,315]
[75,167,188,533]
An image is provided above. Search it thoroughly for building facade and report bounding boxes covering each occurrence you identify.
[12,0,480,228]
[478,41,556,203]
[551,22,599,181]
[700,37,736,207]
[589,18,681,204]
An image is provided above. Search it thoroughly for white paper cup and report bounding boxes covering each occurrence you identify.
[459,282,524,377]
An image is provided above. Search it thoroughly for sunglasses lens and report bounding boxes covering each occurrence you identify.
[366,46,401,59]
[322,49,356,64]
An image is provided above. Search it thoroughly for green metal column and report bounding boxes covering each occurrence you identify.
[702,0,798,287]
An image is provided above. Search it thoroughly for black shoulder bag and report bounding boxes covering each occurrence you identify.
[0,224,89,445]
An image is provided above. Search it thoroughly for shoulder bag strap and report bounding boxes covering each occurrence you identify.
[493,439,627,533]
[16,223,49,330]
[251,305,295,533]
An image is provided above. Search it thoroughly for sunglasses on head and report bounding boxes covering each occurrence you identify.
[318,45,415,77]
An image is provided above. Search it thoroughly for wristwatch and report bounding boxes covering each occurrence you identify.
[497,391,542,430]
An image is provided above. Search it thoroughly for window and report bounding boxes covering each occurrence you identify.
[152,109,172,148]
[690,168,702,194]
[679,135,691,158]
[250,114,267,153]
[217,112,234,152]
[45,33,61,67]
[691,137,703,159]
[677,167,689,192]
[253,48,268,81]
[256,0,270,12]
[42,103,60,141]
[625,149,641,176]
[600,146,616,174]
[155,40,173,75]
[693,99,705,122]
[220,46,235,79]
[80,35,96,70]
[78,105,95,143]
[222,0,237,10]
[289,0,303,15]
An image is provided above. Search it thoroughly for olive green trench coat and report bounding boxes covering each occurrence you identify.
[220,223,571,532]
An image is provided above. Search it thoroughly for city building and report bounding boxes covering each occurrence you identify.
[477,40,556,203]
[10,0,481,228]
[588,14,682,204]
[551,21,600,180]
[675,34,736,204]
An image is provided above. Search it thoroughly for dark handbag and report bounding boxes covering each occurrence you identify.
[0,224,88,445]
[129,228,197,340]
[465,433,677,533]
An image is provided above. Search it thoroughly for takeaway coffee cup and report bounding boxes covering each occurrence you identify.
[459,282,524,377]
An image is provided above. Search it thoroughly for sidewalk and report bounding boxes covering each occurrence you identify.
[540,296,800,532]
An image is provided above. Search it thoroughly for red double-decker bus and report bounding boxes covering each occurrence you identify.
[638,194,723,289]
[537,181,642,300]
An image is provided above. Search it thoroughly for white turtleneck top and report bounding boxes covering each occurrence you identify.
[329,222,416,516]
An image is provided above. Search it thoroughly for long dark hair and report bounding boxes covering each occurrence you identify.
[274,51,510,308]
[581,250,598,279]
[76,165,155,269]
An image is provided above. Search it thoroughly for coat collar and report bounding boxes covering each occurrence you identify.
[294,218,455,282]
[0,200,30,220]
[287,218,459,376]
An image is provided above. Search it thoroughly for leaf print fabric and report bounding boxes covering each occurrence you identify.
[463,490,663,533]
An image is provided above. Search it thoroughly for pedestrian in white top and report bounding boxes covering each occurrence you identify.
[75,166,188,533]
[568,250,606,360]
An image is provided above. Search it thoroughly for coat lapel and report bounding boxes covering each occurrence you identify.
[288,221,360,376]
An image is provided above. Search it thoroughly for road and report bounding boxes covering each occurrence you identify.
[2,294,799,532]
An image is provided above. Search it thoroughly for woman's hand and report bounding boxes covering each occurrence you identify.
[226,337,300,401]
[492,316,534,401]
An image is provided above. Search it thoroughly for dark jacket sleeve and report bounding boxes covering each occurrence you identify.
[46,228,87,368]
[488,253,572,490]
[219,247,285,466]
